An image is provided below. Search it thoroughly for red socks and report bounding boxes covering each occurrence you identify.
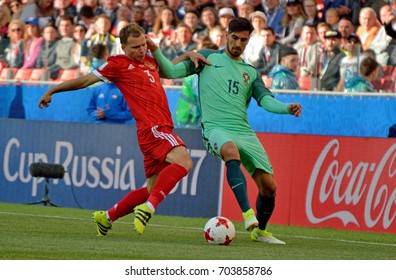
[147,163,188,210]
[107,187,150,221]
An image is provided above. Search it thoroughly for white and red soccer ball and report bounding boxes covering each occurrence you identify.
[203,216,235,245]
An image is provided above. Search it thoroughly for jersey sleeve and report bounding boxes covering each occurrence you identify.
[153,48,211,78]
[251,69,273,104]
[92,56,120,83]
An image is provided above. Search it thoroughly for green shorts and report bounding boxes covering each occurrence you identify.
[202,128,273,176]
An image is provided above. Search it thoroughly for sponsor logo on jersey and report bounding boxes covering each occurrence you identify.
[128,64,135,70]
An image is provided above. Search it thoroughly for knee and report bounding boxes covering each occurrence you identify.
[182,157,193,172]
[256,174,277,197]
[221,142,240,161]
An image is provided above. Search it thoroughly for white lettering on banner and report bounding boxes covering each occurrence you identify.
[2,138,208,198]
[306,139,396,230]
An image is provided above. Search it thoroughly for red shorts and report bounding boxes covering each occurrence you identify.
[137,125,186,178]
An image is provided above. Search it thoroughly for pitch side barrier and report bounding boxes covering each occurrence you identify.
[0,118,223,217]
[0,82,395,138]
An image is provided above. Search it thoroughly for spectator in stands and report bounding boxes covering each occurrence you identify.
[160,22,197,60]
[379,4,396,65]
[356,7,391,66]
[9,0,24,20]
[115,4,132,24]
[316,21,331,45]
[344,56,379,92]
[84,14,116,56]
[4,19,25,68]
[249,0,266,13]
[303,0,321,26]
[87,43,108,72]
[183,9,205,40]
[195,0,215,15]
[131,5,149,32]
[20,0,56,30]
[183,0,197,13]
[253,26,283,75]
[380,4,396,39]
[336,33,366,91]
[198,6,218,38]
[268,45,300,90]
[54,0,78,27]
[321,0,350,22]
[279,0,307,45]
[72,23,87,72]
[209,24,227,49]
[320,30,346,91]
[36,23,58,69]
[338,17,355,50]
[87,82,133,124]
[237,2,254,19]
[293,23,322,77]
[48,15,78,79]
[83,0,103,16]
[0,4,11,38]
[347,0,387,28]
[263,0,285,36]
[101,0,119,28]
[218,7,235,30]
[77,5,95,31]
[153,0,168,18]
[223,0,238,16]
[120,0,134,10]
[152,5,178,41]
[143,6,156,34]
[167,0,184,20]
[242,11,267,68]
[112,19,129,55]
[21,17,44,69]
[325,7,340,30]
[137,0,151,10]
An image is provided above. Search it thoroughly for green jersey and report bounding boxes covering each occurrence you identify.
[196,50,272,133]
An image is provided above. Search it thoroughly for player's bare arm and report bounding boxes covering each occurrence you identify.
[38,73,101,109]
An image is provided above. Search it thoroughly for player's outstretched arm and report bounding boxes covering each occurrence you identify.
[38,73,101,109]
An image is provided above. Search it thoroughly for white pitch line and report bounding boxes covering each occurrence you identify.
[1,211,395,247]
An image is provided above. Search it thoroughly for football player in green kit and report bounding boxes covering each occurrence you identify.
[150,17,302,244]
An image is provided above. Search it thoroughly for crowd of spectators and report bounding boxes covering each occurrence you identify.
[1,0,396,92]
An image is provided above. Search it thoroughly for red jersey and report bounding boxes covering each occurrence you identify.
[93,54,173,131]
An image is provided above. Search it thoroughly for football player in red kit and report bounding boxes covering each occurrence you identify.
[38,23,210,235]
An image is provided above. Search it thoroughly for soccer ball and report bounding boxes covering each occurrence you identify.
[203,216,235,245]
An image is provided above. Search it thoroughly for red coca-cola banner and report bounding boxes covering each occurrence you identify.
[221,134,396,234]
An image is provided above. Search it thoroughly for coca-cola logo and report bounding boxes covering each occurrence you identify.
[306,139,396,230]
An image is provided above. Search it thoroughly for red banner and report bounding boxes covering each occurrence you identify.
[221,134,396,234]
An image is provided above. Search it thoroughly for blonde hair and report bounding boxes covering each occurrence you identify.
[7,19,25,39]
[281,3,307,27]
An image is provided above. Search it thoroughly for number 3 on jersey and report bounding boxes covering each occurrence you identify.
[144,70,155,83]
[228,80,239,94]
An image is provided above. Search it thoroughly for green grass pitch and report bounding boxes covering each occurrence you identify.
[0,202,395,260]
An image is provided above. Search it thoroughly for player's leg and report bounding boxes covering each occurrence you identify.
[250,170,285,244]
[134,146,192,234]
[204,129,257,231]
[134,127,192,234]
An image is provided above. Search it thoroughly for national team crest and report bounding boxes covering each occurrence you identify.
[144,61,156,69]
[242,72,250,85]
